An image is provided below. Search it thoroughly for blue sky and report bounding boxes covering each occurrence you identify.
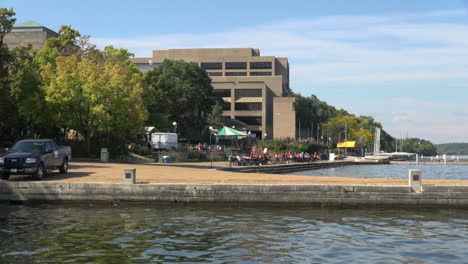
[3,0,468,143]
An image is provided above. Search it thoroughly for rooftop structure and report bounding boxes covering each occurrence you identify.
[4,21,58,49]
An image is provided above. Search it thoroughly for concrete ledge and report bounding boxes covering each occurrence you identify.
[220,161,384,174]
[1,181,468,206]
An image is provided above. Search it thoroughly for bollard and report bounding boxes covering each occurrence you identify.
[416,154,419,165]
[123,168,136,184]
[409,169,423,193]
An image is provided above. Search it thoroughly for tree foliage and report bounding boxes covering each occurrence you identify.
[436,143,468,155]
[144,59,221,141]
[400,138,437,156]
[0,8,22,144]
[207,102,224,130]
[294,93,348,138]
[41,42,147,154]
[295,92,399,152]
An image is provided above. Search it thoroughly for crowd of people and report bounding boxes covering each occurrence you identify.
[228,151,326,166]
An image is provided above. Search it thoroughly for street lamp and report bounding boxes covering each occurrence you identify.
[209,126,213,168]
[172,121,177,133]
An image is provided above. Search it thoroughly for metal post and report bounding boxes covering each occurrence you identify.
[209,126,213,168]
[344,121,348,157]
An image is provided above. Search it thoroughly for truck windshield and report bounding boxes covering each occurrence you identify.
[11,141,45,153]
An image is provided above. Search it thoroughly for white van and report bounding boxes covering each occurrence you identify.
[150,133,178,150]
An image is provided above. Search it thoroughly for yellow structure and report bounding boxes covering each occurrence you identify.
[337,141,357,148]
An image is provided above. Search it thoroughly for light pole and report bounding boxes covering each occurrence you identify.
[172,121,177,133]
[209,126,213,168]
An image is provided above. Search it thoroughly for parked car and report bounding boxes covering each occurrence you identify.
[0,139,72,180]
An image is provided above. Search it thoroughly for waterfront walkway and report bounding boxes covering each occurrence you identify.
[3,161,468,186]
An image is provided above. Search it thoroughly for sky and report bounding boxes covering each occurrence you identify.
[3,0,468,144]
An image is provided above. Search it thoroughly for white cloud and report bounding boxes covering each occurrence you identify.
[93,9,468,86]
[392,112,410,122]
[91,9,468,142]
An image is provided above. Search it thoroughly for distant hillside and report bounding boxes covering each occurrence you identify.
[436,143,468,155]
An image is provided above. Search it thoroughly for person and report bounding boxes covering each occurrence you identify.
[228,153,233,167]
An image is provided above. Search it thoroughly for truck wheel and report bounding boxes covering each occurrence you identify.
[59,158,68,174]
[1,173,10,180]
[33,163,45,180]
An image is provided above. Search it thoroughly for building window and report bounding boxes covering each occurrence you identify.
[225,62,247,69]
[235,89,262,99]
[250,61,272,69]
[225,72,247,76]
[135,63,160,71]
[250,71,272,76]
[223,101,231,111]
[208,71,222,76]
[201,62,222,70]
[235,116,262,126]
[235,103,262,111]
[213,89,231,97]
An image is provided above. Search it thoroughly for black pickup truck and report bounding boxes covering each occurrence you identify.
[0,139,72,180]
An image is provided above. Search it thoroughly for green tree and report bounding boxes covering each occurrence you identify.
[294,93,348,139]
[39,28,148,154]
[401,138,437,156]
[323,115,358,143]
[145,59,220,141]
[7,45,48,137]
[207,102,224,129]
[0,8,19,145]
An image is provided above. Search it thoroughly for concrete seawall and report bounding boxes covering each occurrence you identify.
[221,160,384,174]
[2,181,468,206]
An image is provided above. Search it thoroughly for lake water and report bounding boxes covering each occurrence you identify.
[292,164,468,180]
[2,203,468,263]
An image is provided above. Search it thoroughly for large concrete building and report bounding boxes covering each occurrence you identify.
[131,48,296,139]
[4,21,58,49]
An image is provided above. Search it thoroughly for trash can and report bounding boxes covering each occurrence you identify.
[162,155,170,163]
[157,153,164,163]
[101,148,109,163]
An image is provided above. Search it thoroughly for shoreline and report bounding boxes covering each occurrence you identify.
[0,161,468,205]
[2,181,468,206]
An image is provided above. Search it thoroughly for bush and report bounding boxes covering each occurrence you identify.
[165,150,226,163]
[130,144,153,158]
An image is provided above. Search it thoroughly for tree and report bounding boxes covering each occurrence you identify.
[145,59,220,141]
[207,102,224,129]
[323,115,358,143]
[0,8,18,145]
[294,93,348,139]
[39,28,148,155]
[401,138,437,156]
[8,45,46,137]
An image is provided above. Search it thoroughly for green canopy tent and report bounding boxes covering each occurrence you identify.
[216,126,249,150]
[217,126,248,137]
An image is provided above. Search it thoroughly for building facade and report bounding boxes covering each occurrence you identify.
[4,21,58,50]
[131,48,296,139]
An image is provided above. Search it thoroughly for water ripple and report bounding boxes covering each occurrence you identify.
[1,204,468,263]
